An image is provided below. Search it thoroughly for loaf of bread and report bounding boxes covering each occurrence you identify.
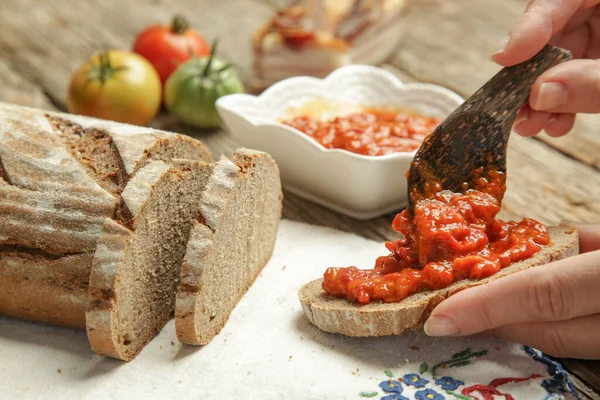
[0,102,212,334]
[0,102,284,361]
[299,226,579,337]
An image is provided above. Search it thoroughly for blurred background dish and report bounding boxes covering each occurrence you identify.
[217,64,463,219]
[252,0,410,88]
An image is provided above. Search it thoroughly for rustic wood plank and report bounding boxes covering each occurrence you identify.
[3,0,599,228]
[0,58,55,110]
[561,359,600,396]
[390,0,600,170]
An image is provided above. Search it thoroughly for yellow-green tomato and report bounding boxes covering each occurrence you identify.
[67,50,161,126]
[164,55,244,129]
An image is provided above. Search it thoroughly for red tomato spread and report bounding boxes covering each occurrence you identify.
[322,171,550,304]
[281,109,441,156]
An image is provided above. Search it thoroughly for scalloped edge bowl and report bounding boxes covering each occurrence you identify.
[216,65,464,220]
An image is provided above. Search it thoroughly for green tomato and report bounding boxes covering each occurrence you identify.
[165,54,244,129]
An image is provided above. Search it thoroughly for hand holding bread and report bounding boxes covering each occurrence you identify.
[424,223,600,359]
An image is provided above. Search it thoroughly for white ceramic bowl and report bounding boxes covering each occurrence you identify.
[216,65,464,220]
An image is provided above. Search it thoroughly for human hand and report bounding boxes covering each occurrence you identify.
[423,222,600,359]
[492,0,600,137]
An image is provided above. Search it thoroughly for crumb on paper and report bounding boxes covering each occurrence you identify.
[224,339,227,342]
[410,345,420,351]
[170,341,175,346]
[178,380,182,384]
[57,369,61,374]
[282,265,286,271]
[289,355,293,360]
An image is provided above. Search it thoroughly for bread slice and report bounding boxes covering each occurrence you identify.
[298,226,579,337]
[87,160,214,361]
[175,148,282,345]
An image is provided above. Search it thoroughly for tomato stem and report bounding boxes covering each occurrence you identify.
[201,39,219,77]
[171,15,189,35]
[88,51,127,85]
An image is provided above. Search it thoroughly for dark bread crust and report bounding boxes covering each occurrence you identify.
[299,226,579,337]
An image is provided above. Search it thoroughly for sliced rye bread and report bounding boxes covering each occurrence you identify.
[87,160,214,360]
[298,226,579,337]
[0,102,212,355]
[175,148,282,345]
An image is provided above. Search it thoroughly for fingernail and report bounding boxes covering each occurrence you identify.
[514,106,530,126]
[424,316,460,337]
[491,35,511,57]
[533,82,568,110]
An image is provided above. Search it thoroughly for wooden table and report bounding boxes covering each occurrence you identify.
[1,0,599,397]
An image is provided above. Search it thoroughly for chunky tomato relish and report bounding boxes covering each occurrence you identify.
[281,108,441,156]
[322,171,550,304]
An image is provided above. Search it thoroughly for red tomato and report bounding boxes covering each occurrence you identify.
[132,15,209,85]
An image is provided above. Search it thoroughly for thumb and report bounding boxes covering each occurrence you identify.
[423,251,600,337]
[529,59,600,114]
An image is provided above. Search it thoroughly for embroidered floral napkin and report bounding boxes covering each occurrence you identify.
[0,220,578,400]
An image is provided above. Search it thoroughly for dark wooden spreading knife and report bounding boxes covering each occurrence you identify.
[406,45,572,215]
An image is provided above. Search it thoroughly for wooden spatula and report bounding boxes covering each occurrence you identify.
[406,45,572,214]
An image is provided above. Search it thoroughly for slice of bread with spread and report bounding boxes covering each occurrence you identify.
[176,149,282,345]
[298,226,579,337]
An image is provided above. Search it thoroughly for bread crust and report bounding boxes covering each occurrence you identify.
[299,226,579,337]
[0,251,93,329]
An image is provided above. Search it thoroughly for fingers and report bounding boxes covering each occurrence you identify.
[513,106,575,137]
[488,314,600,359]
[543,112,576,136]
[423,250,600,336]
[550,18,591,58]
[529,59,600,114]
[492,0,584,66]
[514,104,551,136]
[561,221,600,252]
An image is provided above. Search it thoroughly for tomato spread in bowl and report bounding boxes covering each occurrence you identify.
[322,170,551,304]
[281,107,441,156]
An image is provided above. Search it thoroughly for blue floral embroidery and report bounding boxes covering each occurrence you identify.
[381,394,409,400]
[414,388,444,400]
[402,373,429,388]
[379,380,403,394]
[435,376,464,391]
[524,346,579,399]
